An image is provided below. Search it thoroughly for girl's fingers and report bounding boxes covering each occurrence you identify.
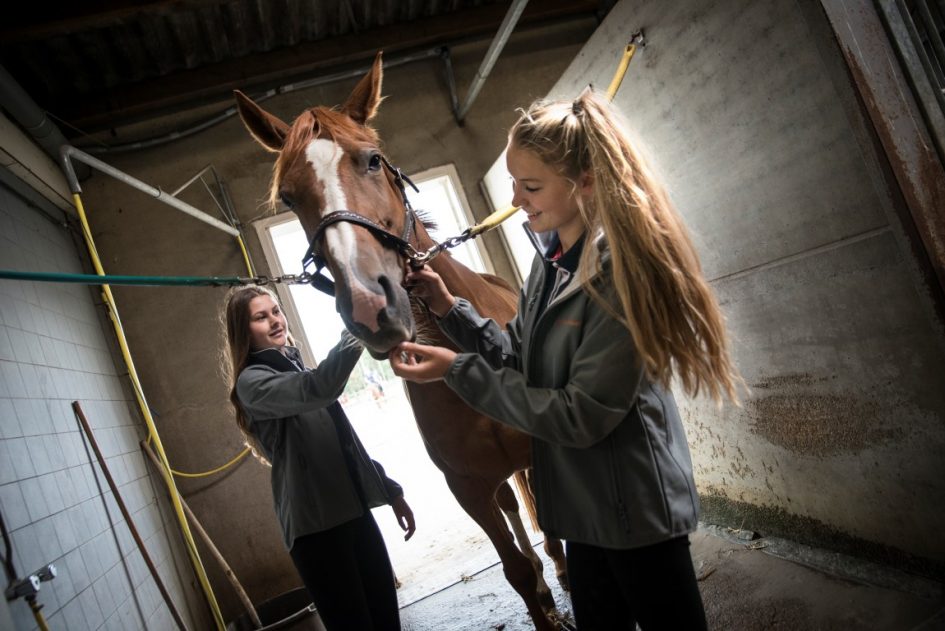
[389,345,421,375]
[398,341,425,357]
[404,266,439,284]
[389,342,454,383]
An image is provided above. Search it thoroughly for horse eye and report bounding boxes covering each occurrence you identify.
[278,191,294,209]
[368,153,382,172]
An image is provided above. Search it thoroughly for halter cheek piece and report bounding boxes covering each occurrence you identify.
[300,155,422,296]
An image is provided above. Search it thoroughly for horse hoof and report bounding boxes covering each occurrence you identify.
[548,609,577,631]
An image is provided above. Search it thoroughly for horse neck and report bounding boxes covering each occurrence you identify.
[413,223,517,324]
[414,223,482,294]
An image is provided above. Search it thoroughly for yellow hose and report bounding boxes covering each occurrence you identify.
[606,43,637,100]
[72,193,225,630]
[136,232,254,481]
[30,600,50,631]
[148,439,252,478]
[237,234,255,277]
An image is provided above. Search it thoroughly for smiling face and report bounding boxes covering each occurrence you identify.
[507,143,590,251]
[247,294,288,351]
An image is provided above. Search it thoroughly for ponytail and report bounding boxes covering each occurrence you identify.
[509,89,742,403]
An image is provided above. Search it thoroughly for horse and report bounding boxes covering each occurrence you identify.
[234,53,569,630]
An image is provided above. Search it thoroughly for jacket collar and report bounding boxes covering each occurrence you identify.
[247,345,305,372]
[521,222,608,304]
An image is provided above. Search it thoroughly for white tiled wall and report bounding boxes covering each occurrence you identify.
[0,183,201,631]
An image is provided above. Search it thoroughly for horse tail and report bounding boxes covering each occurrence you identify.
[512,469,540,532]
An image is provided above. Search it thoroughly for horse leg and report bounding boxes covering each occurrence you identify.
[543,537,569,592]
[495,481,556,612]
[520,469,569,592]
[446,475,556,631]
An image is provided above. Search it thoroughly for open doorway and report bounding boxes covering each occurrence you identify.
[252,165,530,605]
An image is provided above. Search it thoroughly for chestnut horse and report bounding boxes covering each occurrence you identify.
[235,54,569,630]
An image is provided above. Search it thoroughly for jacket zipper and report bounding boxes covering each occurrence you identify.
[608,435,632,534]
[637,399,673,527]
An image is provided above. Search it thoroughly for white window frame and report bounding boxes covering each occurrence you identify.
[253,211,320,368]
[481,148,531,286]
[409,163,494,275]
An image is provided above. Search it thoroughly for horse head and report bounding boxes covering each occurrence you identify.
[235,53,417,357]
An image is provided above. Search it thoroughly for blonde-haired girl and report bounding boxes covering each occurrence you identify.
[392,89,740,629]
[222,285,415,631]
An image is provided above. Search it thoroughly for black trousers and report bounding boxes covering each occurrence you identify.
[566,536,707,631]
[289,511,400,631]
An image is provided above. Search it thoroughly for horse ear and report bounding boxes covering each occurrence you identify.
[342,52,384,124]
[234,90,289,152]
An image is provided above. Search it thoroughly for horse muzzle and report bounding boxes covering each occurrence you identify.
[335,269,415,356]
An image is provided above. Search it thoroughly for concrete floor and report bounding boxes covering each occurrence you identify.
[398,524,945,631]
[349,386,945,630]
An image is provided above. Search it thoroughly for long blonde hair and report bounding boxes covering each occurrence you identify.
[509,89,741,403]
[221,285,281,465]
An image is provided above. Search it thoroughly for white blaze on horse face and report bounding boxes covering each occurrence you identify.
[305,138,386,333]
[305,138,357,259]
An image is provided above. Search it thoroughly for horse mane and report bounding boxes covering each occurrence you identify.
[413,208,437,233]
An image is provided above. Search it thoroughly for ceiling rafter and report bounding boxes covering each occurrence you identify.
[1,0,604,134]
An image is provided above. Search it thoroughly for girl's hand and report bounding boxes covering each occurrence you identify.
[389,342,457,383]
[391,496,416,541]
[404,265,455,317]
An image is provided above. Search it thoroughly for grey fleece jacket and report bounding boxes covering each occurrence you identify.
[236,333,402,550]
[438,229,699,549]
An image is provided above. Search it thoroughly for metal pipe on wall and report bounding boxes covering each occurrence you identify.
[59,145,240,237]
[81,47,444,155]
[455,0,530,124]
[0,64,89,179]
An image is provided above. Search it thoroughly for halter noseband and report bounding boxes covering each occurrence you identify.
[300,155,421,296]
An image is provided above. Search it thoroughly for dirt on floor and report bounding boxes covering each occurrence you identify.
[399,525,945,630]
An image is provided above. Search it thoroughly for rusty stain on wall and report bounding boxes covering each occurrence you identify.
[746,373,904,456]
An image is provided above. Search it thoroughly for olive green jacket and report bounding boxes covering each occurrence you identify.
[440,231,699,549]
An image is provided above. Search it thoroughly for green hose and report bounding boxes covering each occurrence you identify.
[0,269,250,287]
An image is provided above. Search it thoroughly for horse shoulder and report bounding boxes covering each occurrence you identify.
[471,272,518,325]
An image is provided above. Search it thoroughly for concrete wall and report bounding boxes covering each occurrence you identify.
[0,182,207,630]
[508,0,944,570]
[67,20,597,622]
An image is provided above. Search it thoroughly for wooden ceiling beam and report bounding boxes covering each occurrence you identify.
[60,0,598,132]
[2,1,236,43]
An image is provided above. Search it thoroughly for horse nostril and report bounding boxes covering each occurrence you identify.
[378,275,397,302]
[376,275,400,328]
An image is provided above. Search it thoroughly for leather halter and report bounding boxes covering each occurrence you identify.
[300,155,420,296]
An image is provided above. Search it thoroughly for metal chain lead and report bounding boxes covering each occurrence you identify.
[244,272,315,286]
[246,225,474,288]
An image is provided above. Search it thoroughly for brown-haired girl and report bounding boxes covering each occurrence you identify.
[223,285,415,631]
[391,88,741,630]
